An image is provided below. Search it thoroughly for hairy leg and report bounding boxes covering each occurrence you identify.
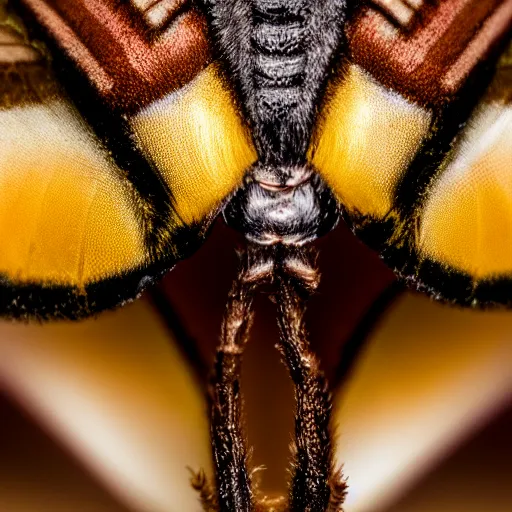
[208,250,272,512]
[194,246,345,512]
[275,253,347,512]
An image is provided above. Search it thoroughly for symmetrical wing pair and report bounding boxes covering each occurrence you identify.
[0,0,511,319]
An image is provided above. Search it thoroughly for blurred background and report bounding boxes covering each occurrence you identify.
[1,220,511,512]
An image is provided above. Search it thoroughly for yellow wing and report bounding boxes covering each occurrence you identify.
[0,0,255,318]
[311,1,512,306]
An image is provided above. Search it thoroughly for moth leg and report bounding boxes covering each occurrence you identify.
[275,272,347,512]
[208,257,261,512]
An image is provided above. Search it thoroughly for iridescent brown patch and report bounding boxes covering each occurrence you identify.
[460,24,512,104]
[19,0,211,112]
[350,0,512,105]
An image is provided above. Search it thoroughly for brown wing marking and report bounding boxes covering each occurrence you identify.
[350,0,512,105]
[18,0,211,111]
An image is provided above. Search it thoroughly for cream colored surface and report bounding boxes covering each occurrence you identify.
[0,25,40,63]
[131,63,256,225]
[311,64,431,218]
[0,99,145,287]
[0,299,211,512]
[335,293,512,512]
[419,101,512,278]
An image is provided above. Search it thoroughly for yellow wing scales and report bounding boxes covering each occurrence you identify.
[311,64,432,219]
[131,64,256,227]
[0,0,253,317]
[0,97,146,287]
[419,67,512,279]
[312,1,512,304]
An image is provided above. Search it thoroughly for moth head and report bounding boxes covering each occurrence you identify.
[223,164,340,246]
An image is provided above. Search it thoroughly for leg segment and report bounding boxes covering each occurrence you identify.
[208,252,271,512]
[275,263,347,512]
[195,245,345,512]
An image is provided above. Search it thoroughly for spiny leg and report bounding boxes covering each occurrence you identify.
[275,253,347,512]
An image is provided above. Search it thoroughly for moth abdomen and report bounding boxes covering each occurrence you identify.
[252,0,307,23]
[253,53,306,88]
[251,21,305,56]
[249,1,314,165]
[205,0,347,166]
[251,1,307,90]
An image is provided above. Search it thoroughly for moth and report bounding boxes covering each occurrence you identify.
[1,0,511,511]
